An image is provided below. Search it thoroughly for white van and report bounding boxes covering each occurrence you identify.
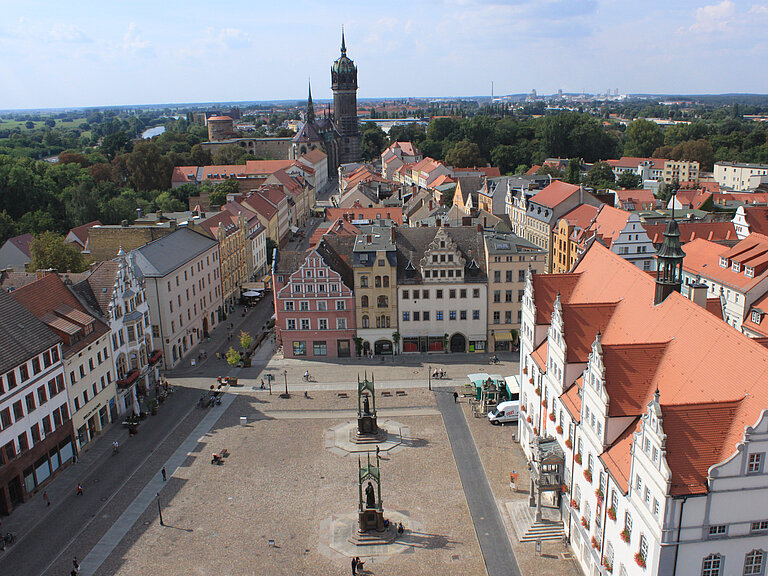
[487,400,520,424]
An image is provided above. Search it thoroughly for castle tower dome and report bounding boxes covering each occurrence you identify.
[331,27,361,164]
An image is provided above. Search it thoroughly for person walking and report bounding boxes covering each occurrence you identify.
[351,556,357,575]
[76,483,83,496]
[161,467,167,482]
[73,556,80,572]
[43,491,50,506]
[453,391,459,403]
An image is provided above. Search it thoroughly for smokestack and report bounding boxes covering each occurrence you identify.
[686,281,708,308]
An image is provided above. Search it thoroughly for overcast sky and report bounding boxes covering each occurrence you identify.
[1,0,767,110]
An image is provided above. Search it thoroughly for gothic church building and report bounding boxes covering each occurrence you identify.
[290,31,361,178]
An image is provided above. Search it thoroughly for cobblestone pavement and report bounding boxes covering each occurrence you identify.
[457,393,582,576]
[102,392,488,576]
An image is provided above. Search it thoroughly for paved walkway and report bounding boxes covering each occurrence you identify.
[435,387,522,576]
[78,393,236,576]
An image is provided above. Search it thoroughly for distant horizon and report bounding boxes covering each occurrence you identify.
[3,1,768,110]
[4,92,768,115]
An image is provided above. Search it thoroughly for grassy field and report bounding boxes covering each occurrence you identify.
[0,117,90,130]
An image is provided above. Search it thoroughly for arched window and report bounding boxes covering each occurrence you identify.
[702,554,723,576]
[362,315,369,328]
[375,276,381,287]
[382,276,389,287]
[377,295,388,308]
[744,550,765,576]
[361,295,369,308]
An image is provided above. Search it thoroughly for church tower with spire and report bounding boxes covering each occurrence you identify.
[331,28,361,164]
[654,192,686,305]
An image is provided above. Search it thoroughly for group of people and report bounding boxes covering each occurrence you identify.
[431,368,447,379]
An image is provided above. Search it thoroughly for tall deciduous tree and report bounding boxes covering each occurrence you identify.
[29,231,88,272]
[445,140,485,168]
[624,119,664,157]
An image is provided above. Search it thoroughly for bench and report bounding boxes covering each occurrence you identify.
[396,390,407,397]
[381,391,392,397]
[337,392,349,398]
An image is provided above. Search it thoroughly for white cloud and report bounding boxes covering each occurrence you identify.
[49,24,91,44]
[689,0,736,33]
[217,28,251,50]
[750,3,768,14]
[123,22,152,55]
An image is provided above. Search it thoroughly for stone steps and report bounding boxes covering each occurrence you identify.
[520,520,565,542]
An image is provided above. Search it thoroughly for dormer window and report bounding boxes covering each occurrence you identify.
[753,310,762,324]
[719,257,729,268]
[732,261,741,272]
[746,267,755,278]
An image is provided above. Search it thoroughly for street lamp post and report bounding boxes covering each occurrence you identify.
[428,365,432,391]
[283,369,289,397]
[156,492,165,526]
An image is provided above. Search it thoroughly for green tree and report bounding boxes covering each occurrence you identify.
[565,158,581,184]
[101,131,133,161]
[0,210,18,246]
[240,331,253,352]
[441,185,457,207]
[209,179,240,207]
[584,161,616,189]
[536,164,563,178]
[624,119,664,157]
[29,231,88,272]
[266,238,278,264]
[225,347,241,367]
[360,123,387,161]
[616,171,642,189]
[155,191,185,212]
[669,139,715,171]
[125,140,174,192]
[445,140,485,168]
[212,145,251,165]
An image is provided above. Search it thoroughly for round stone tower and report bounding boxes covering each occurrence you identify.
[331,30,361,164]
[207,115,235,141]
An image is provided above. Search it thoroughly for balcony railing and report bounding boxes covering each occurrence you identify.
[116,369,140,390]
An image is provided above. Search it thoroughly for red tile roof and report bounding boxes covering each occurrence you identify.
[67,220,101,246]
[643,222,737,245]
[606,157,666,170]
[741,206,768,236]
[525,165,542,176]
[171,166,198,184]
[325,207,403,225]
[244,159,294,175]
[531,341,548,372]
[706,297,724,320]
[560,380,582,424]
[580,205,631,248]
[561,302,618,362]
[684,235,768,292]
[531,241,768,496]
[674,189,711,209]
[560,204,599,229]
[7,233,33,257]
[531,180,581,209]
[615,188,657,210]
[599,418,640,493]
[601,342,670,416]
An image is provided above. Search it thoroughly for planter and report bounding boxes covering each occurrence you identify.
[602,558,614,574]
[575,453,582,465]
[584,469,593,483]
[549,412,556,422]
[534,386,541,396]
[565,438,572,449]
[521,405,527,413]
[570,498,579,510]
[581,516,589,529]
[635,552,646,569]
[591,536,600,551]
[607,507,616,521]
[541,399,548,408]
[556,425,563,434]
[523,368,528,375]
[526,415,532,423]
[561,483,569,494]
[529,377,534,384]
[620,529,630,543]
[532,427,538,435]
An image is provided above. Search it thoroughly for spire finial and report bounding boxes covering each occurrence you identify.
[341,26,346,55]
[307,78,315,124]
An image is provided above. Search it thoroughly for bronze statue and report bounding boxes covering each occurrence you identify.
[363,396,370,415]
[365,481,375,508]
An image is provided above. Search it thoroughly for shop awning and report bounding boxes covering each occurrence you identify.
[492,331,514,341]
[243,290,262,297]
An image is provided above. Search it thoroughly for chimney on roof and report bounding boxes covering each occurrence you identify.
[367,234,372,244]
[685,279,708,309]
[36,268,55,279]
[429,200,433,210]
[390,226,395,243]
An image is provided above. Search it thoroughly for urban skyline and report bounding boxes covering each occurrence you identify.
[3,0,768,110]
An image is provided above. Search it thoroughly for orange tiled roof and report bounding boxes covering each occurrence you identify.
[684,235,768,291]
[561,302,618,362]
[606,157,666,170]
[599,418,640,493]
[531,180,581,209]
[531,341,548,372]
[68,220,101,245]
[643,222,737,245]
[560,204,599,229]
[171,166,198,183]
[581,205,631,248]
[244,159,294,175]
[300,148,327,163]
[560,379,582,423]
[532,241,768,496]
[526,165,542,176]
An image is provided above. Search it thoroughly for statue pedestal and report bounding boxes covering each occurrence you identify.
[347,507,398,546]
[353,416,386,443]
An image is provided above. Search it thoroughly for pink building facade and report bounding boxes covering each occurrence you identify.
[274,246,356,359]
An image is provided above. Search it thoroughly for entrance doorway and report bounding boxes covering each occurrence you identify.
[202,317,209,338]
[374,340,393,355]
[450,333,467,353]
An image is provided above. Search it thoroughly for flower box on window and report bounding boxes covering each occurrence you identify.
[581,516,589,529]
[541,399,548,408]
[556,425,563,434]
[534,386,541,395]
[574,452,582,464]
[532,427,538,435]
[523,368,528,375]
[595,488,604,503]
[607,507,616,521]
[602,558,614,574]
[549,412,556,422]
[591,536,600,551]
[620,528,630,543]
[521,404,527,413]
[565,438,572,449]
[634,552,646,568]
[584,469,593,483]
[561,483,569,494]
[529,377,534,384]
[570,498,579,510]
[526,415,532,423]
